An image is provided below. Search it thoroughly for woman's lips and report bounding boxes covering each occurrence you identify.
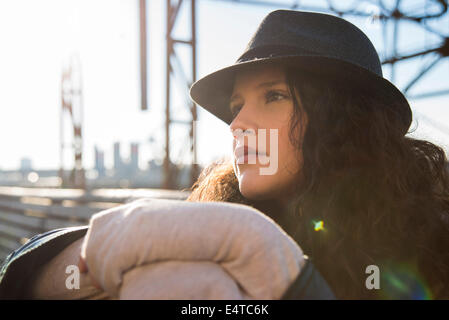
[234,145,267,164]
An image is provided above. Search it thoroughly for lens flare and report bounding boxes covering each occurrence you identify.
[379,262,433,300]
[313,220,324,232]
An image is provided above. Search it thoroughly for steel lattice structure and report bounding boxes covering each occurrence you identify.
[59,55,85,189]
[210,0,449,98]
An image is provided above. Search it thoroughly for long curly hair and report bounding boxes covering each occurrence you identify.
[186,63,449,299]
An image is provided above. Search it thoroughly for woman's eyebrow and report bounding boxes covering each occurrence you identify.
[230,80,286,102]
[256,80,286,89]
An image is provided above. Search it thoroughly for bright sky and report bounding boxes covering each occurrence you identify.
[0,0,448,171]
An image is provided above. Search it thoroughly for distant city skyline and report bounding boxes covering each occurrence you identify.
[0,140,198,189]
[8,142,150,171]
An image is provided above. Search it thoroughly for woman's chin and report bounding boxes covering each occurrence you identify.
[238,169,272,200]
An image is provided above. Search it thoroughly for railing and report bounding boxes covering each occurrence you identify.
[0,186,190,263]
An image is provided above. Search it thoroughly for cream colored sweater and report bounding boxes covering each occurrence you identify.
[30,199,305,299]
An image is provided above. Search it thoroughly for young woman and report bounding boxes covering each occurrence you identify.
[187,10,449,299]
[1,9,448,300]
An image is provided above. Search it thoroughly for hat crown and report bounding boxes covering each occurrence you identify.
[239,10,383,77]
[189,9,411,135]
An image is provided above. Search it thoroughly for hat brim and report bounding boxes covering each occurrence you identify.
[189,55,412,134]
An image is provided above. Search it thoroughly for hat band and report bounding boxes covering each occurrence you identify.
[236,44,316,64]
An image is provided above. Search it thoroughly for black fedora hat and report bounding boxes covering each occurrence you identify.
[189,9,412,135]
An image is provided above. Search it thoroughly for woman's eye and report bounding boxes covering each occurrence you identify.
[266,91,287,103]
[230,91,288,118]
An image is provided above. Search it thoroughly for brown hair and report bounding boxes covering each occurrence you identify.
[187,64,449,299]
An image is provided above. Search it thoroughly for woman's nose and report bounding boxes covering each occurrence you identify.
[229,103,257,135]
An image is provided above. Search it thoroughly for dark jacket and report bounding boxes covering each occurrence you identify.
[0,227,336,299]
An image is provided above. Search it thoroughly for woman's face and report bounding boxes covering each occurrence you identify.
[229,64,307,204]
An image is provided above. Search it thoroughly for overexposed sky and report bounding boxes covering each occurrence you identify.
[0,0,448,171]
